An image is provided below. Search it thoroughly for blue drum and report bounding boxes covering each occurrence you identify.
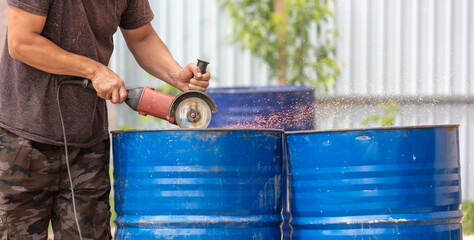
[286,125,463,239]
[206,86,315,131]
[206,86,315,239]
[112,129,283,239]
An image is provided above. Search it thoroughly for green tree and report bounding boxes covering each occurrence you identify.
[219,0,340,91]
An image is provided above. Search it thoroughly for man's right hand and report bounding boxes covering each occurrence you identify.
[89,64,128,104]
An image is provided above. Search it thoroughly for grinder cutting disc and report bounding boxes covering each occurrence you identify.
[175,97,212,128]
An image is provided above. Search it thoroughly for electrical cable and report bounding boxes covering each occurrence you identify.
[57,81,84,240]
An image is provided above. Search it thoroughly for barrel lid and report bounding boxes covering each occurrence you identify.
[285,124,460,135]
[206,85,314,94]
[111,128,285,134]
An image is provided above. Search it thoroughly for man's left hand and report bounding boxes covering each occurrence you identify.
[174,63,211,92]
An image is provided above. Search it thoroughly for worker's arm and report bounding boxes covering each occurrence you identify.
[121,23,210,92]
[7,5,127,103]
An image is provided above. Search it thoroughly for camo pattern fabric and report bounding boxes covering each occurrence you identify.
[0,127,111,240]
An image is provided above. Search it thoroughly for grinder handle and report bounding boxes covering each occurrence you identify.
[83,80,93,89]
[196,59,209,74]
[61,79,93,89]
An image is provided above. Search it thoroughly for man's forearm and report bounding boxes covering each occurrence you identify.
[8,5,100,80]
[8,5,128,103]
[122,24,182,87]
[122,23,210,92]
[9,33,100,79]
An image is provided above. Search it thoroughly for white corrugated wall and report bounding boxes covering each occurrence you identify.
[331,0,473,96]
[112,0,474,200]
[320,0,474,201]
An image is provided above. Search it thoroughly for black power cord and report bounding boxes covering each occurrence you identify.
[56,80,90,240]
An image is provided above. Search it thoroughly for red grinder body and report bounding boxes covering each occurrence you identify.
[135,87,176,123]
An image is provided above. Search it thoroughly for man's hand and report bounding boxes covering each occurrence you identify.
[174,63,211,92]
[89,64,128,104]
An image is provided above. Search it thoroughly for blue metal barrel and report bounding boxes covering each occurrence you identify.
[286,125,463,239]
[206,86,314,239]
[206,86,315,131]
[112,129,283,239]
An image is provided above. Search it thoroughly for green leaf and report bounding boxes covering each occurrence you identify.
[362,115,381,125]
[381,115,395,127]
[361,101,402,127]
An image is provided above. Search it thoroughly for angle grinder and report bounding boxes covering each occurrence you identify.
[64,59,218,128]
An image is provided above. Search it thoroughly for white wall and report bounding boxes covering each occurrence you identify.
[320,0,474,201]
[331,0,473,97]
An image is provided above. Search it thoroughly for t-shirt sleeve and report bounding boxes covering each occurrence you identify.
[120,0,154,30]
[7,0,53,16]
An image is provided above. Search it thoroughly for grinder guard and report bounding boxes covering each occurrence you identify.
[168,90,218,127]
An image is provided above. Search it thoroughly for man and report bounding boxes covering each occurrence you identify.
[0,0,210,239]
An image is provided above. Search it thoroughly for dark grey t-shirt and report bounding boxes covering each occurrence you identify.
[0,0,154,147]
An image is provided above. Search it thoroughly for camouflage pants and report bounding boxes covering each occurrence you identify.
[0,127,111,240]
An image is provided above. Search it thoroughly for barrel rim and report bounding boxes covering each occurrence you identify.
[206,85,314,94]
[111,128,285,134]
[285,124,460,135]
